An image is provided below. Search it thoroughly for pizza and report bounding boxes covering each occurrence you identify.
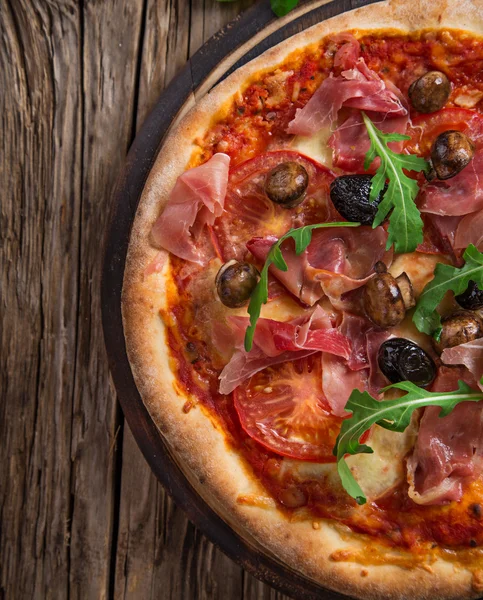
[122,0,483,598]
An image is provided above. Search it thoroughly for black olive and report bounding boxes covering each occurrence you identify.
[330,175,387,225]
[265,162,309,207]
[455,280,483,310]
[433,311,483,353]
[430,130,475,180]
[408,71,451,113]
[215,260,259,308]
[378,338,436,388]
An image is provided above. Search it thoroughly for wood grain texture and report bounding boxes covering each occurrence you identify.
[0,1,360,598]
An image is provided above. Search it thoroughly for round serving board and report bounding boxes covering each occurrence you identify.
[102,1,380,598]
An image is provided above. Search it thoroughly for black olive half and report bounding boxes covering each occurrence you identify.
[408,71,451,114]
[265,162,309,207]
[433,311,483,354]
[430,130,475,180]
[455,281,483,310]
[330,175,387,225]
[215,260,259,308]
[378,338,436,388]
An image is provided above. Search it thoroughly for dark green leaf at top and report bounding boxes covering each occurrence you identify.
[362,112,429,254]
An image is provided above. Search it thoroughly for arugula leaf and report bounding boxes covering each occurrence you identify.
[270,0,299,16]
[362,112,429,254]
[334,380,483,505]
[413,244,483,339]
[216,0,300,17]
[244,222,360,351]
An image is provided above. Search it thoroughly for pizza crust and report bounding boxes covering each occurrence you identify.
[122,1,483,598]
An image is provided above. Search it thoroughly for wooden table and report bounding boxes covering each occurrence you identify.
[0,0,296,597]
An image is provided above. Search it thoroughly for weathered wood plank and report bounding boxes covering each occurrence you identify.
[0,0,146,598]
[68,1,148,598]
[1,1,82,597]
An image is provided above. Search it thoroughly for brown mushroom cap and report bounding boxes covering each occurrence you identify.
[215,260,260,308]
[363,264,406,328]
[265,161,309,207]
[431,130,475,180]
[408,71,451,114]
[433,311,483,353]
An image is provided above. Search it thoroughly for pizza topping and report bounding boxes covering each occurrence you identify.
[362,113,429,253]
[456,280,483,310]
[420,148,483,216]
[441,338,483,387]
[334,380,483,505]
[234,356,344,461]
[151,152,230,264]
[215,260,260,308]
[242,222,360,352]
[363,262,415,328]
[377,338,436,388]
[247,225,388,311]
[219,305,350,394]
[264,161,309,207]
[429,130,475,180]
[407,399,483,505]
[214,151,335,262]
[322,353,368,417]
[413,245,483,337]
[229,307,350,359]
[433,311,483,354]
[408,71,451,114]
[455,210,483,252]
[329,175,386,226]
[287,36,406,137]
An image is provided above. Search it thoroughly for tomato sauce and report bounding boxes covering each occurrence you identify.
[192,30,483,168]
[164,29,483,553]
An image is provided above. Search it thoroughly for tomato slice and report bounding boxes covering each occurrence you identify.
[233,356,343,462]
[213,150,337,261]
[405,108,483,156]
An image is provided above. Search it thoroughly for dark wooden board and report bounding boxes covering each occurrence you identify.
[102,1,380,599]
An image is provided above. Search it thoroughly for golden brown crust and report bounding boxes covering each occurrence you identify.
[122,1,483,598]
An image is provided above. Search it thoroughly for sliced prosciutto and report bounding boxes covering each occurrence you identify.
[454,208,483,250]
[407,400,483,506]
[218,306,350,395]
[322,353,368,417]
[329,109,409,172]
[419,149,483,217]
[441,338,483,390]
[151,153,230,264]
[247,226,390,305]
[287,36,406,137]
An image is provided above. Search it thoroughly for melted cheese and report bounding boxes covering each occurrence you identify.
[281,420,418,501]
[290,126,333,168]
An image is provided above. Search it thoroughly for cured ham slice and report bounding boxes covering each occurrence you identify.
[418,214,462,256]
[287,36,407,138]
[441,338,483,390]
[322,353,368,417]
[340,312,374,370]
[407,401,483,505]
[419,149,483,217]
[407,366,483,505]
[247,226,389,305]
[151,153,230,264]
[218,306,350,394]
[454,208,483,250]
[329,110,409,172]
